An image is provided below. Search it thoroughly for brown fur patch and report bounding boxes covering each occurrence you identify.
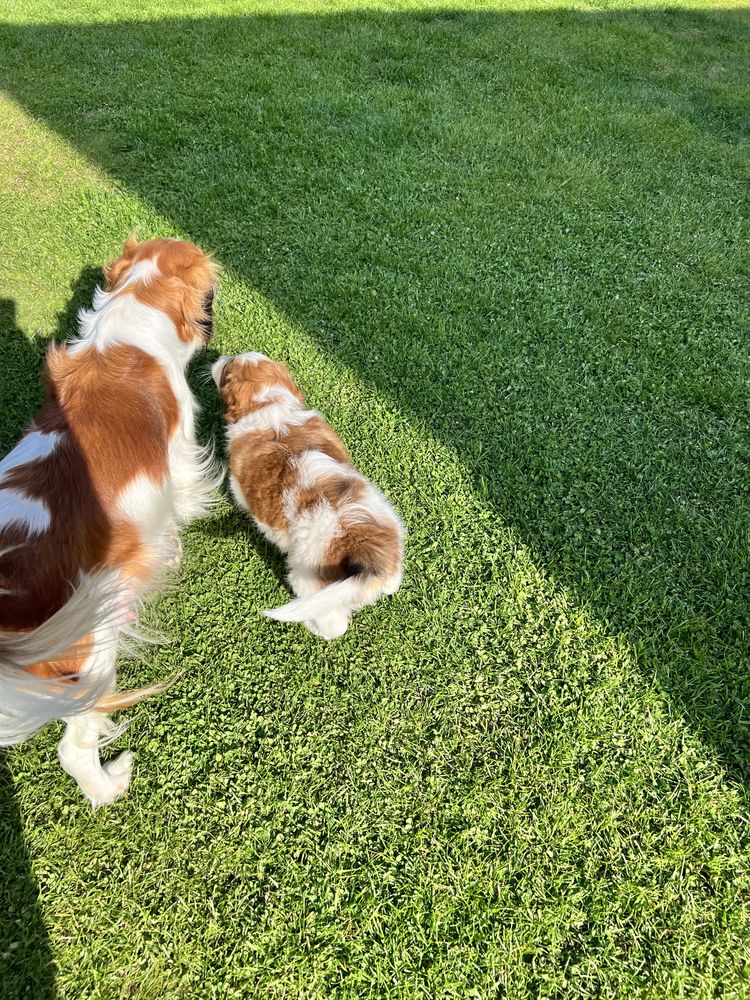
[295,471,366,520]
[229,431,296,533]
[0,343,179,643]
[224,361,353,536]
[320,520,402,584]
[24,645,89,680]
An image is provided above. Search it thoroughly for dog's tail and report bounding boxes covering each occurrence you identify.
[263,517,403,625]
[0,572,162,746]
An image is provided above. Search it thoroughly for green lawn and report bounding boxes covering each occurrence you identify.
[0,0,749,996]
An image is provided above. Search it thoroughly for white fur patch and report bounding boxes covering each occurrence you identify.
[0,570,125,745]
[0,490,51,536]
[0,430,60,537]
[255,518,290,551]
[227,405,316,439]
[287,501,340,568]
[117,474,172,543]
[229,472,249,512]
[211,356,229,387]
[234,351,268,365]
[294,449,351,489]
[121,258,160,288]
[0,430,60,477]
[255,384,300,407]
[344,487,403,531]
[168,435,222,523]
[76,294,195,370]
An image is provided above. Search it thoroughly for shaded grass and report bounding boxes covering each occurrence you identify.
[0,1,749,997]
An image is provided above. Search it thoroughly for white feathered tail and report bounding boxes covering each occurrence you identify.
[262,577,364,623]
[0,572,157,746]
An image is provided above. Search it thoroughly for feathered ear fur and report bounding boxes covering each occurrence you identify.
[102,233,139,290]
[122,233,139,255]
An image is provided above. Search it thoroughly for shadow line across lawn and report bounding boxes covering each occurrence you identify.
[0,6,747,991]
[0,5,747,768]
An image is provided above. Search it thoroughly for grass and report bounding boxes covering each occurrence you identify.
[0,0,749,996]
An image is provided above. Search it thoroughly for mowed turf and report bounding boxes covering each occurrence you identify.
[0,0,749,996]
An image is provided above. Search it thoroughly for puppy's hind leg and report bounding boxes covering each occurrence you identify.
[310,609,351,641]
[287,566,321,598]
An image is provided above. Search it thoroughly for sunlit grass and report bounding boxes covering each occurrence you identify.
[0,1,748,996]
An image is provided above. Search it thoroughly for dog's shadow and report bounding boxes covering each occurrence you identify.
[1,269,101,445]
[0,294,75,996]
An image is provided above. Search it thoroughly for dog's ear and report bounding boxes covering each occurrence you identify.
[277,365,305,404]
[102,234,138,289]
[122,232,139,256]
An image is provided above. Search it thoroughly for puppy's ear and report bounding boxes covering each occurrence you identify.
[219,362,233,390]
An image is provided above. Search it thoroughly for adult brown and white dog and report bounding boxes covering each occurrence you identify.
[212,352,404,640]
[0,237,220,806]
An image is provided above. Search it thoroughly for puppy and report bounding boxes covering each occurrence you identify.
[0,237,220,806]
[212,353,404,640]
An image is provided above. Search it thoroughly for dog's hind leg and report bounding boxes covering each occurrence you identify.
[58,713,133,808]
[56,624,132,808]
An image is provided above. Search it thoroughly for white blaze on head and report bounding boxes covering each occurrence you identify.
[234,351,268,365]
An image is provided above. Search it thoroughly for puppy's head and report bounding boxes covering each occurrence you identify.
[212,352,304,424]
[104,236,218,356]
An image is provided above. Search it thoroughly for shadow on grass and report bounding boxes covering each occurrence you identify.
[0,759,56,999]
[0,270,101,447]
[0,300,59,998]
[0,6,747,784]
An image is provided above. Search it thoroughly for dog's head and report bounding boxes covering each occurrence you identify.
[104,236,217,355]
[211,352,305,424]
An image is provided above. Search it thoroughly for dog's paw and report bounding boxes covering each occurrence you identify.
[89,751,134,809]
[166,533,183,570]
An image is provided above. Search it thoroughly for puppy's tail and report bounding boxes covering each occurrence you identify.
[263,516,404,625]
[0,572,161,746]
[263,576,364,624]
